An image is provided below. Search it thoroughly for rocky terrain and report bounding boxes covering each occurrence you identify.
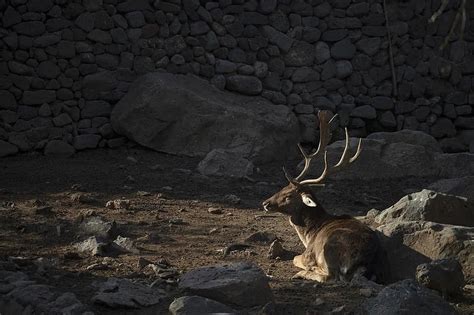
[1,135,473,314]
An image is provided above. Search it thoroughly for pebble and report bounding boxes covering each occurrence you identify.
[208,207,223,214]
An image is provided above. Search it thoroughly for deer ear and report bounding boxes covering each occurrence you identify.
[301,193,317,207]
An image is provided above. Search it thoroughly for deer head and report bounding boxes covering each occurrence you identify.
[262,111,362,217]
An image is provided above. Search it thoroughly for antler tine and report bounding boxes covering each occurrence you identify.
[299,128,362,186]
[293,111,334,181]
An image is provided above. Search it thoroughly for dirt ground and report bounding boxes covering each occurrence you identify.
[0,146,472,314]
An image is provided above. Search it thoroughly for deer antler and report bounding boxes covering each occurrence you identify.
[283,111,362,186]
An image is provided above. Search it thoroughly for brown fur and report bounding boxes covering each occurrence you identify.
[263,183,388,283]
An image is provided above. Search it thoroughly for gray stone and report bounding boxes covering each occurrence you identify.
[113,236,139,254]
[259,0,277,14]
[44,140,75,156]
[315,42,330,64]
[74,134,101,150]
[439,138,466,153]
[197,149,254,178]
[169,296,236,315]
[87,29,112,44]
[82,71,118,100]
[356,37,381,56]
[371,96,394,110]
[367,130,442,152]
[81,101,112,118]
[365,279,456,315]
[0,91,17,110]
[261,26,293,53]
[378,111,397,128]
[22,91,56,105]
[430,118,456,138]
[190,21,210,35]
[455,117,474,129]
[284,41,315,66]
[376,220,473,283]
[226,75,262,95]
[125,11,145,28]
[331,38,356,59]
[8,61,33,75]
[34,34,61,47]
[93,278,164,308]
[79,216,118,240]
[3,6,22,28]
[179,262,273,307]
[13,21,45,36]
[37,61,60,79]
[215,60,237,74]
[292,67,318,82]
[111,73,298,163]
[75,236,110,256]
[375,189,474,227]
[75,12,95,32]
[351,105,376,119]
[416,258,465,297]
[0,140,18,157]
[53,113,72,127]
[335,60,352,79]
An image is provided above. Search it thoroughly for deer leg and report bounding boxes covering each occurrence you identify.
[292,269,330,282]
[293,255,307,270]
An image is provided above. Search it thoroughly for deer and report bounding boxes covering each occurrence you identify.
[262,111,388,283]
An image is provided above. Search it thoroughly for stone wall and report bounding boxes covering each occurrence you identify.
[0,0,473,158]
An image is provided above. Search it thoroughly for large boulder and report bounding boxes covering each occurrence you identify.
[375,189,474,227]
[365,279,456,315]
[197,149,254,178]
[376,220,473,283]
[367,130,442,153]
[428,176,474,199]
[111,73,299,163]
[178,262,273,308]
[416,258,465,297]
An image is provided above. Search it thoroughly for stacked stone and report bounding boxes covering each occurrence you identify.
[0,0,473,158]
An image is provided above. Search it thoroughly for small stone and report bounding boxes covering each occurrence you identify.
[105,199,131,210]
[267,239,289,259]
[208,207,223,214]
[246,231,277,244]
[223,194,240,204]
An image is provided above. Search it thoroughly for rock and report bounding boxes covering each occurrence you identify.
[105,199,130,210]
[434,152,474,178]
[226,75,262,95]
[81,101,112,118]
[92,278,164,308]
[416,258,465,297]
[82,71,118,100]
[284,41,315,66]
[74,134,101,150]
[267,239,290,259]
[367,130,442,153]
[113,236,139,254]
[22,91,56,105]
[261,26,293,52]
[0,140,18,157]
[428,176,474,199]
[377,221,473,283]
[111,73,298,163]
[365,279,456,315]
[169,296,237,315]
[245,231,277,244]
[79,216,118,240]
[375,189,474,227]
[351,105,376,119]
[179,262,273,307]
[44,140,75,157]
[315,42,330,64]
[0,91,17,110]
[331,38,356,59]
[75,236,110,256]
[197,149,254,178]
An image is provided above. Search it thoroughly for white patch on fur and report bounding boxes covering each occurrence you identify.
[301,193,317,207]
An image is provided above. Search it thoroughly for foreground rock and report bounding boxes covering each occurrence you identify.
[376,220,473,283]
[111,73,298,163]
[92,278,164,309]
[178,262,273,307]
[365,279,456,314]
[79,216,119,240]
[416,258,465,297]
[197,149,254,178]
[169,296,236,315]
[375,189,474,227]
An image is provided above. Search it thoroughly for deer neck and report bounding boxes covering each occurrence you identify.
[289,204,332,248]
